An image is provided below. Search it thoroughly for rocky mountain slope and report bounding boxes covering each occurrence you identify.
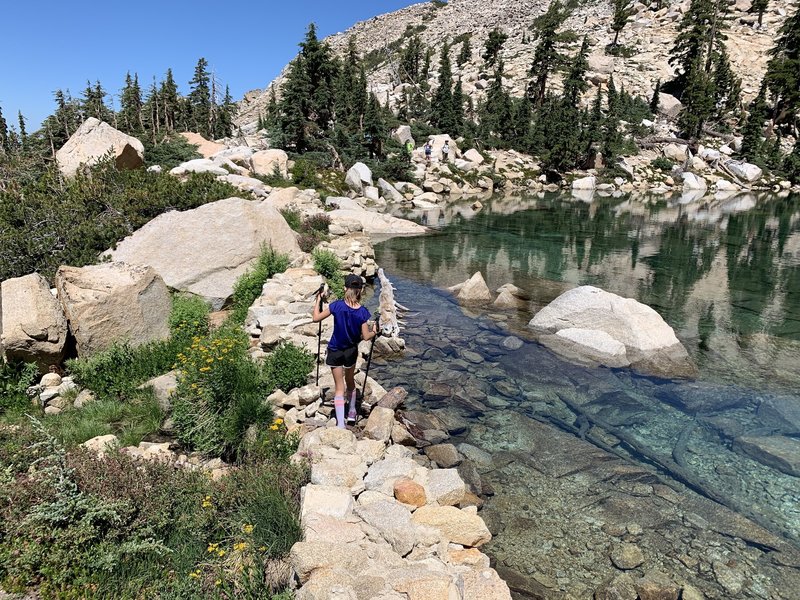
[237,0,791,129]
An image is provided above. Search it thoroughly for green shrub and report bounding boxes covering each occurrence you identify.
[651,156,674,171]
[0,160,240,282]
[171,326,272,458]
[0,421,306,598]
[279,208,302,232]
[143,135,202,169]
[263,342,314,393]
[312,248,345,299]
[67,295,210,402]
[0,361,38,416]
[229,247,291,325]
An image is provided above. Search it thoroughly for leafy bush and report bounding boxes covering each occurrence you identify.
[143,134,202,169]
[171,326,272,458]
[0,361,38,416]
[303,213,330,234]
[263,342,314,393]
[229,246,291,325]
[296,213,332,252]
[0,421,306,598]
[251,418,301,464]
[0,160,240,282]
[67,295,210,401]
[312,248,345,299]
[651,156,674,171]
[279,208,302,232]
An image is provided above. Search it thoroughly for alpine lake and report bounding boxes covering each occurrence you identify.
[367,191,800,599]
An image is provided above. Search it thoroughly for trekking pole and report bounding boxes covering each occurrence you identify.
[361,313,381,399]
[314,285,326,386]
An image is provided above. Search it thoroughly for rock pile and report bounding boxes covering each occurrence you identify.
[288,425,511,600]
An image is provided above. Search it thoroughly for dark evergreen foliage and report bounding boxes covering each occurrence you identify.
[611,0,635,48]
[764,1,800,126]
[483,29,508,68]
[528,0,573,106]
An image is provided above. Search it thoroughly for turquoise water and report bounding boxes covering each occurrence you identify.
[370,192,800,550]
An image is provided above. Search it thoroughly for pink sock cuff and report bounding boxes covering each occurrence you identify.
[334,396,345,406]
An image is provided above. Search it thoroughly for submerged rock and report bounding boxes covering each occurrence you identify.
[529,286,696,379]
[448,272,492,304]
[733,435,800,477]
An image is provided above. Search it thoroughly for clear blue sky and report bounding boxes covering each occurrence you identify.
[0,0,421,129]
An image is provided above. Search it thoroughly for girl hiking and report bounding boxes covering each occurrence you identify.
[312,274,378,427]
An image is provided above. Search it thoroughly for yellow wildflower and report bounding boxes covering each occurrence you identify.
[270,425,279,431]
[217,549,226,557]
[200,367,211,372]
[243,524,254,534]
[274,418,284,425]
[215,579,222,587]
[207,543,219,553]
[258,546,266,552]
[233,542,248,552]
[206,358,214,363]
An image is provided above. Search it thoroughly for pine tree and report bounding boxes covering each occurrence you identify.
[334,38,367,132]
[611,0,635,48]
[669,0,733,93]
[764,1,800,125]
[650,79,661,114]
[119,72,144,134]
[678,55,715,138]
[431,42,456,132]
[214,85,235,138]
[160,69,179,132]
[457,38,472,67]
[483,29,508,68]
[563,36,590,107]
[452,78,465,135]
[82,80,112,122]
[188,58,212,136]
[278,54,311,151]
[17,111,26,149]
[711,44,741,118]
[528,0,573,106]
[300,23,338,130]
[607,75,619,114]
[510,96,533,150]
[400,35,424,83]
[0,106,9,153]
[479,62,514,142]
[749,0,769,27]
[740,83,768,161]
[784,137,800,182]
[363,93,385,158]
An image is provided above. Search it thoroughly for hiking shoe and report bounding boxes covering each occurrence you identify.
[346,410,357,425]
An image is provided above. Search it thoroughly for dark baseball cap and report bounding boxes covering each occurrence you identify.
[344,274,364,289]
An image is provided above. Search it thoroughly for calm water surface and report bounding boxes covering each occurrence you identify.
[370,192,800,549]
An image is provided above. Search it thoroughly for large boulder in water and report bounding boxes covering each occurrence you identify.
[0,273,68,371]
[529,286,696,379]
[106,197,303,309]
[56,117,144,177]
[55,262,171,356]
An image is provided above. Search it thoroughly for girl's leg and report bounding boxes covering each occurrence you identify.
[331,367,346,428]
[344,366,357,421]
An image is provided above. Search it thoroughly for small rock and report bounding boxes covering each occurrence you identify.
[634,571,680,600]
[40,372,62,388]
[364,406,395,442]
[73,389,96,408]
[393,477,427,507]
[424,443,463,468]
[610,543,645,570]
[81,434,119,457]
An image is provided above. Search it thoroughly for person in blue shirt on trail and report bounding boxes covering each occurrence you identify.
[312,274,378,428]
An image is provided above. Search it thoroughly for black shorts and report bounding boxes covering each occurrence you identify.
[326,346,358,368]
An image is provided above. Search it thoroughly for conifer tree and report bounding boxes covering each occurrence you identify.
[335,38,367,132]
[669,0,732,93]
[400,35,424,83]
[278,53,311,151]
[528,0,572,106]
[120,72,144,134]
[214,85,235,138]
[483,29,508,68]
[749,0,769,27]
[650,80,661,114]
[82,80,112,122]
[188,58,212,136]
[363,93,385,158]
[611,0,634,48]
[160,69,180,132]
[607,75,619,114]
[431,42,457,132]
[764,1,800,125]
[17,111,26,149]
[678,55,715,138]
[457,37,472,67]
[740,83,768,161]
[711,44,741,118]
[510,97,533,150]
[0,106,9,153]
[784,138,800,182]
[479,61,514,142]
[299,23,338,130]
[563,36,590,107]
[452,78,465,135]
[142,79,160,140]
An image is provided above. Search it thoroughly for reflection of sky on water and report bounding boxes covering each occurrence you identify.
[379,192,800,391]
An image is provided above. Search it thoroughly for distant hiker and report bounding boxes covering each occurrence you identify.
[442,140,450,163]
[424,140,433,164]
[406,139,414,156]
[312,274,378,428]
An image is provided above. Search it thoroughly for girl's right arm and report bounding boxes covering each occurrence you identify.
[312,295,332,323]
